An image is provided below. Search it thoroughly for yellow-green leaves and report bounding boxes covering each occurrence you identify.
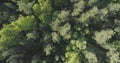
[33,0,52,24]
[66,39,86,51]
[65,51,80,63]
[32,4,40,15]
[14,15,36,30]
[0,15,36,48]
[65,39,86,63]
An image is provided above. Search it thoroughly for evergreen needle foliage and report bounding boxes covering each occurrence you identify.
[0,0,120,63]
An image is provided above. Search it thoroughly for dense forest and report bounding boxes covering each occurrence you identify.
[0,0,120,63]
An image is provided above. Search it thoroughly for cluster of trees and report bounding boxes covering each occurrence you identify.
[0,0,120,63]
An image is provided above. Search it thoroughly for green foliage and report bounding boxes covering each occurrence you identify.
[51,32,61,43]
[44,44,53,56]
[51,10,71,39]
[17,1,34,14]
[0,0,120,63]
[93,30,115,44]
[20,0,29,3]
[0,3,18,29]
[84,51,98,63]
[32,0,52,24]
[71,0,85,16]
[65,51,80,63]
[65,39,86,63]
[53,0,62,7]
[0,15,36,48]
[26,31,38,40]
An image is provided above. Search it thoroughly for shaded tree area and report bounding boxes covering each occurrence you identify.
[0,0,120,63]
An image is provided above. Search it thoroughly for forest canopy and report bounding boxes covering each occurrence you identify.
[0,0,120,63]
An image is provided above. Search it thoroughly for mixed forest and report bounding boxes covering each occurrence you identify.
[0,0,120,63]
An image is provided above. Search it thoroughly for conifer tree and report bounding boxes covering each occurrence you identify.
[0,0,120,63]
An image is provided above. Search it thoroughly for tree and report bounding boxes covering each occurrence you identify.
[0,0,120,63]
